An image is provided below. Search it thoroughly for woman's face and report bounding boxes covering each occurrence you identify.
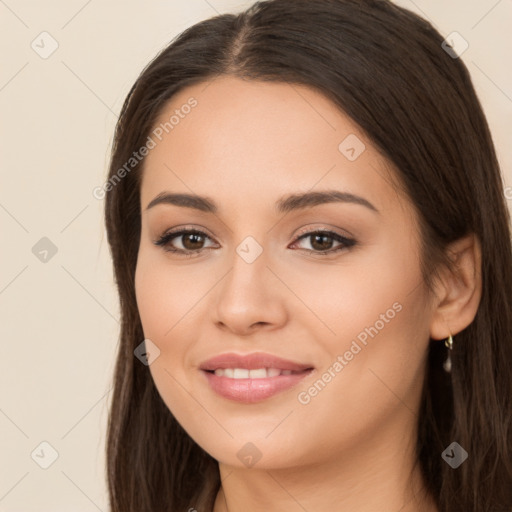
[135,75,436,470]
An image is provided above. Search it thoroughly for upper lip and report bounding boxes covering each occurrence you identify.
[199,352,314,372]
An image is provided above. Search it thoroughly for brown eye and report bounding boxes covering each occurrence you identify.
[181,232,206,250]
[154,228,356,257]
[291,230,356,255]
[310,233,335,251]
[154,229,216,255]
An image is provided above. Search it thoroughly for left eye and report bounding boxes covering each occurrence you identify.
[154,229,356,256]
[292,230,356,254]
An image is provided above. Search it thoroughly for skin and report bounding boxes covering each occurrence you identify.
[134,75,482,512]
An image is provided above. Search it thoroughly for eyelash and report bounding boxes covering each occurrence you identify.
[153,227,356,258]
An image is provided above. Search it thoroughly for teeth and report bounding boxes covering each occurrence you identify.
[212,367,296,379]
[233,368,249,379]
[249,368,267,378]
[267,367,281,378]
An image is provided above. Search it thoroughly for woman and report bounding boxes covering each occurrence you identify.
[103,0,512,510]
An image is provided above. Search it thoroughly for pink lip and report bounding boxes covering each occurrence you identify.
[199,352,314,403]
[199,352,313,372]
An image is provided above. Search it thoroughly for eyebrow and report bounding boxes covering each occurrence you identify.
[145,190,379,215]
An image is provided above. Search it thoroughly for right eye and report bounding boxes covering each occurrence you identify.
[154,228,218,256]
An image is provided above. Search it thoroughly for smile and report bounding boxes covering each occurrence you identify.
[199,352,314,403]
[211,368,297,378]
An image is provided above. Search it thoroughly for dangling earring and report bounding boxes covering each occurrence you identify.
[443,334,453,373]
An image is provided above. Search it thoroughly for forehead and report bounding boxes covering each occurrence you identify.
[140,76,404,216]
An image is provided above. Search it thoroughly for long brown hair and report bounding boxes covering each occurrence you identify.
[103,1,512,510]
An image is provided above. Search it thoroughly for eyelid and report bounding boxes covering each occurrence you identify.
[153,226,218,249]
[289,229,356,254]
[292,223,355,240]
[155,223,353,242]
[154,224,216,242]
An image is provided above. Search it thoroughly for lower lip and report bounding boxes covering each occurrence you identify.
[202,369,313,403]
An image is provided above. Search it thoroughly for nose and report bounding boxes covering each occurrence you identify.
[213,243,288,336]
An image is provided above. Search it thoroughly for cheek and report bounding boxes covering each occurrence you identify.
[134,247,203,341]
[134,248,216,383]
[134,270,169,342]
[278,237,421,354]
[298,242,429,418]
[134,253,197,422]
[134,251,188,402]
[290,227,429,392]
[287,284,429,461]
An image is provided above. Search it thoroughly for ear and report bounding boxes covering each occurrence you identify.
[429,233,482,340]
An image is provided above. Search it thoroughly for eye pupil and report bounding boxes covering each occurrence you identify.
[183,233,204,250]
[311,234,333,251]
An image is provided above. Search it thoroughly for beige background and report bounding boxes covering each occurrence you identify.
[1,1,510,510]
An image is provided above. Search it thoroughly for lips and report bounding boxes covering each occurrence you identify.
[199,352,313,372]
[199,352,314,403]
